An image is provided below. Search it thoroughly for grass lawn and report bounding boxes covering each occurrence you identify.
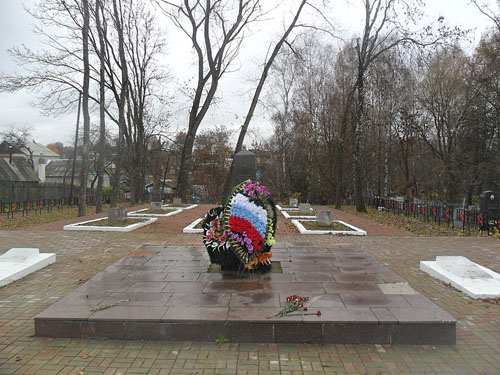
[300,221,351,231]
[136,208,178,214]
[78,218,146,227]
[0,203,134,230]
[342,206,483,236]
[286,210,315,216]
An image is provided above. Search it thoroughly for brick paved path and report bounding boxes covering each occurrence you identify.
[0,224,499,374]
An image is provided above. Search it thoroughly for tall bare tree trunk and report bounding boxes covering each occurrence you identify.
[334,140,344,209]
[95,0,106,213]
[78,0,91,217]
[353,69,367,213]
[110,0,128,208]
[335,85,356,209]
[223,0,308,200]
[176,130,196,200]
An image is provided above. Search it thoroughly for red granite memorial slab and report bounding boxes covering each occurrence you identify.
[35,243,456,344]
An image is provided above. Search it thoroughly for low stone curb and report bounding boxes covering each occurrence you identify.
[292,219,367,236]
[183,218,204,233]
[63,217,157,232]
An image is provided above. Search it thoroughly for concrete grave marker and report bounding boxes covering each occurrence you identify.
[0,248,56,287]
[421,256,500,299]
[436,256,492,279]
[108,207,127,224]
[316,210,333,226]
[173,197,182,205]
[150,202,163,214]
[299,203,311,214]
[289,198,298,208]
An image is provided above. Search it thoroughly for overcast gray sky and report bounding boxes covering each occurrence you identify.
[0,0,496,147]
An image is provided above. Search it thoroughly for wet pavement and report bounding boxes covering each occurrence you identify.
[0,220,498,374]
[35,243,455,345]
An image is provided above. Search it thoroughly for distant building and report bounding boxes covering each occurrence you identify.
[0,141,39,184]
[0,142,26,161]
[45,159,111,188]
[0,155,39,185]
[22,142,62,182]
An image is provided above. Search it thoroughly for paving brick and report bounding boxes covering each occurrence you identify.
[0,216,498,373]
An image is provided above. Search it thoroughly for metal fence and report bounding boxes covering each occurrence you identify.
[0,182,108,218]
[0,196,112,218]
[364,196,500,235]
[0,184,217,219]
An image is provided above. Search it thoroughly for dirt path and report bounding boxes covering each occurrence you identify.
[135,204,215,234]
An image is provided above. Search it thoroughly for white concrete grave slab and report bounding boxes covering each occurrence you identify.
[292,219,367,236]
[420,256,500,299]
[0,248,56,287]
[183,218,204,233]
[64,217,157,232]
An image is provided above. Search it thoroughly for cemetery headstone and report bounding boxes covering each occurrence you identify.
[173,197,182,205]
[289,198,298,208]
[231,149,256,187]
[150,202,163,214]
[480,191,499,219]
[453,208,464,230]
[299,203,311,214]
[108,207,127,224]
[316,210,333,226]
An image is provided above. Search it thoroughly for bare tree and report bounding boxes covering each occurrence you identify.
[122,1,167,204]
[78,0,91,217]
[0,126,35,168]
[1,0,168,211]
[222,0,308,199]
[471,0,500,31]
[341,0,455,212]
[94,0,107,213]
[266,47,302,199]
[156,0,261,201]
[105,0,129,207]
[416,47,474,201]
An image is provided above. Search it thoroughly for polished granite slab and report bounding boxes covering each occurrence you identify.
[35,243,456,344]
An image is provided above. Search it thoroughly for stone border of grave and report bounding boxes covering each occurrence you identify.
[280,210,315,220]
[63,217,157,232]
[275,205,300,211]
[291,219,367,236]
[164,204,198,210]
[128,208,183,217]
[183,218,204,234]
